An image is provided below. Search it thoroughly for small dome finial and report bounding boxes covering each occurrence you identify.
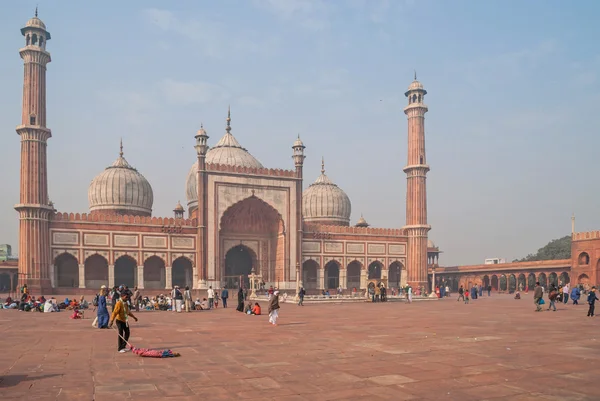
[119,138,124,157]
[414,70,417,80]
[35,5,38,17]
[226,106,231,134]
[321,156,325,174]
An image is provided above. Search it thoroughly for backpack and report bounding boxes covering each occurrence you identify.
[92,294,99,306]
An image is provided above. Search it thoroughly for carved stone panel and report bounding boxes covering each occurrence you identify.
[143,236,167,248]
[114,251,139,264]
[389,244,406,255]
[172,237,194,249]
[302,241,321,253]
[84,250,110,262]
[324,242,343,253]
[114,234,138,247]
[52,248,79,262]
[52,232,78,245]
[367,243,386,255]
[144,252,167,263]
[84,233,109,246]
[346,243,365,254]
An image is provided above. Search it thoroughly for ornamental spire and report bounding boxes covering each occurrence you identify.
[119,138,124,157]
[414,69,417,80]
[321,156,325,174]
[226,105,231,134]
[35,5,38,17]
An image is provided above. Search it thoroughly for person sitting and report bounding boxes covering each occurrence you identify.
[79,296,89,309]
[514,291,521,300]
[194,298,201,310]
[244,301,253,314]
[196,298,209,310]
[251,302,261,315]
[70,307,83,319]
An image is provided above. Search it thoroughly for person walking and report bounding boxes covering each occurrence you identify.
[571,286,581,305]
[108,292,138,353]
[236,287,245,312]
[547,284,558,312]
[534,282,543,312]
[298,287,305,306]
[407,286,413,303]
[96,285,110,329]
[268,290,280,326]
[221,287,229,308]
[184,286,192,312]
[207,286,215,309]
[587,286,598,317]
[457,285,465,302]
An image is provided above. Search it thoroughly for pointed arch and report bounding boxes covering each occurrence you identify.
[55,253,79,288]
[173,256,193,288]
[346,260,362,290]
[368,261,383,280]
[302,259,318,290]
[115,255,137,288]
[84,254,108,289]
[324,260,340,290]
[388,261,403,289]
[143,255,166,289]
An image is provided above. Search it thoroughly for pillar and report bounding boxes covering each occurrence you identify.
[108,265,115,288]
[340,268,347,289]
[165,266,172,289]
[360,269,367,289]
[78,264,85,288]
[318,269,325,290]
[49,263,55,288]
[137,265,144,289]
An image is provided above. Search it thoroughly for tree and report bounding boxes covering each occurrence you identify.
[513,235,571,262]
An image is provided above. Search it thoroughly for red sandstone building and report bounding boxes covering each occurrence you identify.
[14,13,432,295]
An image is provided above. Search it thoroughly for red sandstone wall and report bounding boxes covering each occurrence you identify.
[571,232,600,285]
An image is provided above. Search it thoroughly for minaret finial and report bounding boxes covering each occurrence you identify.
[119,138,123,157]
[35,5,38,17]
[414,70,417,80]
[321,156,325,174]
[226,106,231,134]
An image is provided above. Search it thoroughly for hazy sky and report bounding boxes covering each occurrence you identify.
[1,0,599,265]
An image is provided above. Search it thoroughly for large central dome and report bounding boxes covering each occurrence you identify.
[302,159,351,226]
[186,110,263,211]
[88,142,154,216]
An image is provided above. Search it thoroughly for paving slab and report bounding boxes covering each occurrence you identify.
[1,294,600,400]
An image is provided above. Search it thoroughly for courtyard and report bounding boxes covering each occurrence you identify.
[1,294,599,401]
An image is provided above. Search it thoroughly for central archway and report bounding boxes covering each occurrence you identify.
[115,256,137,288]
[220,196,285,284]
[224,245,256,289]
[368,261,383,280]
[325,260,340,290]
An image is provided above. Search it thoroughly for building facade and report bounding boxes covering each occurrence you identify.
[15,14,432,294]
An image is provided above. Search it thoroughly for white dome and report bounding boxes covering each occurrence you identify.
[88,144,153,216]
[427,239,436,248]
[302,160,351,226]
[186,113,263,210]
[26,16,46,30]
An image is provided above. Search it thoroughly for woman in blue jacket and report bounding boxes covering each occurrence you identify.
[570,286,581,305]
[97,285,110,328]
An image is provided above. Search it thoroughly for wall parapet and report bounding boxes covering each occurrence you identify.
[304,223,406,237]
[52,212,197,227]
[434,259,571,274]
[573,231,600,241]
[206,162,296,178]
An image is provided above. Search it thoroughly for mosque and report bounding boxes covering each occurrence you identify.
[14,13,436,295]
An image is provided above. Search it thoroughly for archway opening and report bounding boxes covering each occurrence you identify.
[115,256,137,288]
[527,273,536,290]
[173,257,193,288]
[491,275,498,291]
[144,256,166,289]
[325,261,340,290]
[368,261,382,280]
[483,275,490,289]
[85,254,108,289]
[578,252,590,265]
[389,261,403,289]
[0,274,11,292]
[538,272,547,288]
[56,253,79,288]
[548,272,558,287]
[224,245,255,289]
[451,277,459,292]
[347,261,361,290]
[220,196,284,283]
[499,275,507,292]
[508,274,516,293]
[578,273,590,286]
[302,260,318,290]
[518,274,526,291]
[559,271,570,285]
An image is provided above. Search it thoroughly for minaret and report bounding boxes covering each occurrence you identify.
[15,10,53,293]
[194,122,209,288]
[292,135,305,289]
[403,72,431,290]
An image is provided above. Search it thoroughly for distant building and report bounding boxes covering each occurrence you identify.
[0,244,17,262]
[484,258,506,265]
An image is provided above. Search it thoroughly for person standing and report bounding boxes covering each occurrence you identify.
[298,287,305,306]
[534,282,543,312]
[547,284,558,312]
[407,286,413,303]
[184,286,192,313]
[97,286,110,329]
[571,286,581,305]
[132,287,141,312]
[487,285,491,297]
[562,282,570,304]
[587,286,598,317]
[268,290,280,325]
[221,287,229,308]
[207,286,215,309]
[108,292,138,353]
[174,286,183,313]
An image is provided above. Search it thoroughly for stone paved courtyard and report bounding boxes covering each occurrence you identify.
[1,294,600,400]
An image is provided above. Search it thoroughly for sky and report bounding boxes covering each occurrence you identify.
[1,0,599,266]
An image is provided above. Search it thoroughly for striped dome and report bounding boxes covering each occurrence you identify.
[302,159,351,226]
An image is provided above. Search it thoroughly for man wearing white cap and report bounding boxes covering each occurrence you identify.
[268,290,281,326]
